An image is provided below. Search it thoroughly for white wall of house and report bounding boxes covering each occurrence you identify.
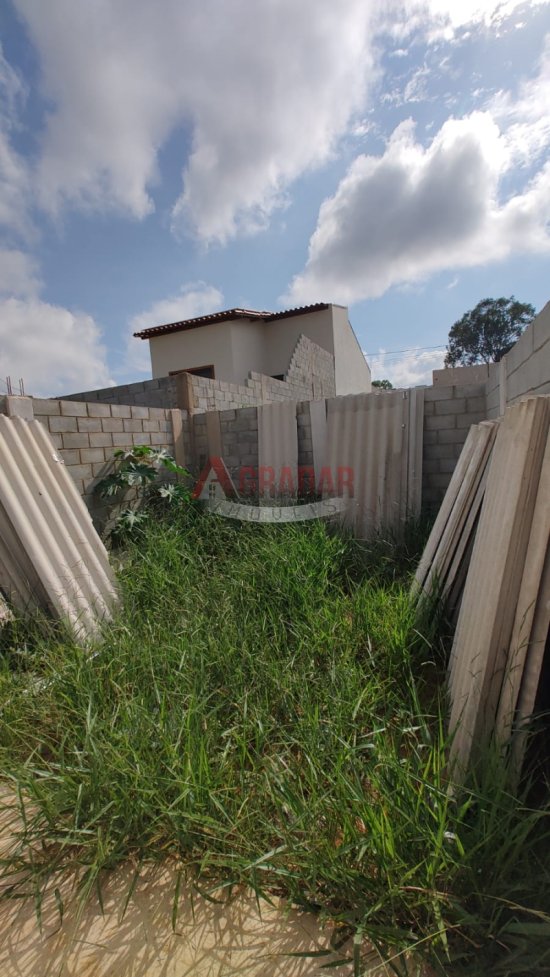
[264,307,335,376]
[331,305,372,395]
[146,305,371,393]
[229,320,268,380]
[149,319,265,383]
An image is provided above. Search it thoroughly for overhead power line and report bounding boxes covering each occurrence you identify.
[364,343,447,357]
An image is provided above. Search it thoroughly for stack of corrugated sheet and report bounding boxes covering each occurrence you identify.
[415,396,550,778]
[414,419,498,619]
[0,416,117,641]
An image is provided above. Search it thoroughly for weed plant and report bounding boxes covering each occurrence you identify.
[0,510,548,975]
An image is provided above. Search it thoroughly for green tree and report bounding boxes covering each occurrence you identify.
[445,296,535,367]
[372,379,393,390]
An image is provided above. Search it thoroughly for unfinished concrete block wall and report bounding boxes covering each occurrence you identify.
[62,375,179,409]
[186,403,315,493]
[422,382,487,509]
[285,335,336,400]
[184,336,335,412]
[486,301,550,419]
[29,399,182,499]
[60,335,336,415]
[296,402,314,468]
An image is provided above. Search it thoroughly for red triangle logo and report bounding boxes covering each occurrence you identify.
[191,456,238,500]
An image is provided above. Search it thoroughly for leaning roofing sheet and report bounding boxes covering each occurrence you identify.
[0,416,117,640]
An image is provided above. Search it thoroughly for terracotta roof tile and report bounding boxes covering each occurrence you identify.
[133,303,330,339]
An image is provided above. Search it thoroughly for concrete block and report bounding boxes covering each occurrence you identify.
[101,418,124,433]
[239,453,258,466]
[422,458,440,474]
[148,406,169,420]
[430,472,454,489]
[92,461,110,477]
[70,477,85,494]
[466,396,486,413]
[110,404,132,418]
[486,386,500,409]
[50,415,78,433]
[533,303,550,352]
[131,406,150,419]
[132,432,152,446]
[112,434,133,447]
[61,400,87,416]
[77,417,103,433]
[456,413,485,429]
[507,352,550,402]
[432,364,489,386]
[59,449,80,465]
[223,454,239,468]
[123,419,144,433]
[87,402,112,417]
[424,386,454,402]
[150,432,172,445]
[62,432,90,449]
[89,432,114,448]
[504,327,533,375]
[436,443,457,459]
[32,398,60,415]
[48,432,63,449]
[143,420,160,432]
[220,409,236,422]
[439,458,458,474]
[433,398,466,415]
[80,447,106,463]
[6,396,34,419]
[423,429,438,445]
[66,463,93,482]
[436,428,469,444]
[424,414,456,431]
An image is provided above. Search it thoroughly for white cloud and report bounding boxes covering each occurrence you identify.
[286,41,550,307]
[14,0,376,244]
[386,0,550,41]
[0,247,111,397]
[370,347,445,387]
[0,46,31,239]
[489,36,550,167]
[0,296,111,397]
[423,0,548,29]
[8,0,549,247]
[0,249,41,297]
[127,283,224,374]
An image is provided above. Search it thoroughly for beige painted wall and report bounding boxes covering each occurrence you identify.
[331,305,371,394]
[229,319,268,379]
[146,305,370,392]
[149,319,266,384]
[149,321,234,380]
[264,307,335,377]
[148,309,337,383]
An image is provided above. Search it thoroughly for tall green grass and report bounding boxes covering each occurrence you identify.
[0,510,548,975]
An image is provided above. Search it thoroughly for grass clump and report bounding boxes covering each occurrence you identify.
[0,509,548,975]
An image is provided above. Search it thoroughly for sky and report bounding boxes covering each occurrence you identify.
[0,0,549,397]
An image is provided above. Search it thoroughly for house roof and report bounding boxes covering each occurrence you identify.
[133,303,330,339]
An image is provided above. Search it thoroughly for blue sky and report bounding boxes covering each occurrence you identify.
[0,0,549,396]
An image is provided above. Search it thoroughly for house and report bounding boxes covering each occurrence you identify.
[133,302,371,397]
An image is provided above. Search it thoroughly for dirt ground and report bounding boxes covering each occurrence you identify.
[0,861,396,977]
